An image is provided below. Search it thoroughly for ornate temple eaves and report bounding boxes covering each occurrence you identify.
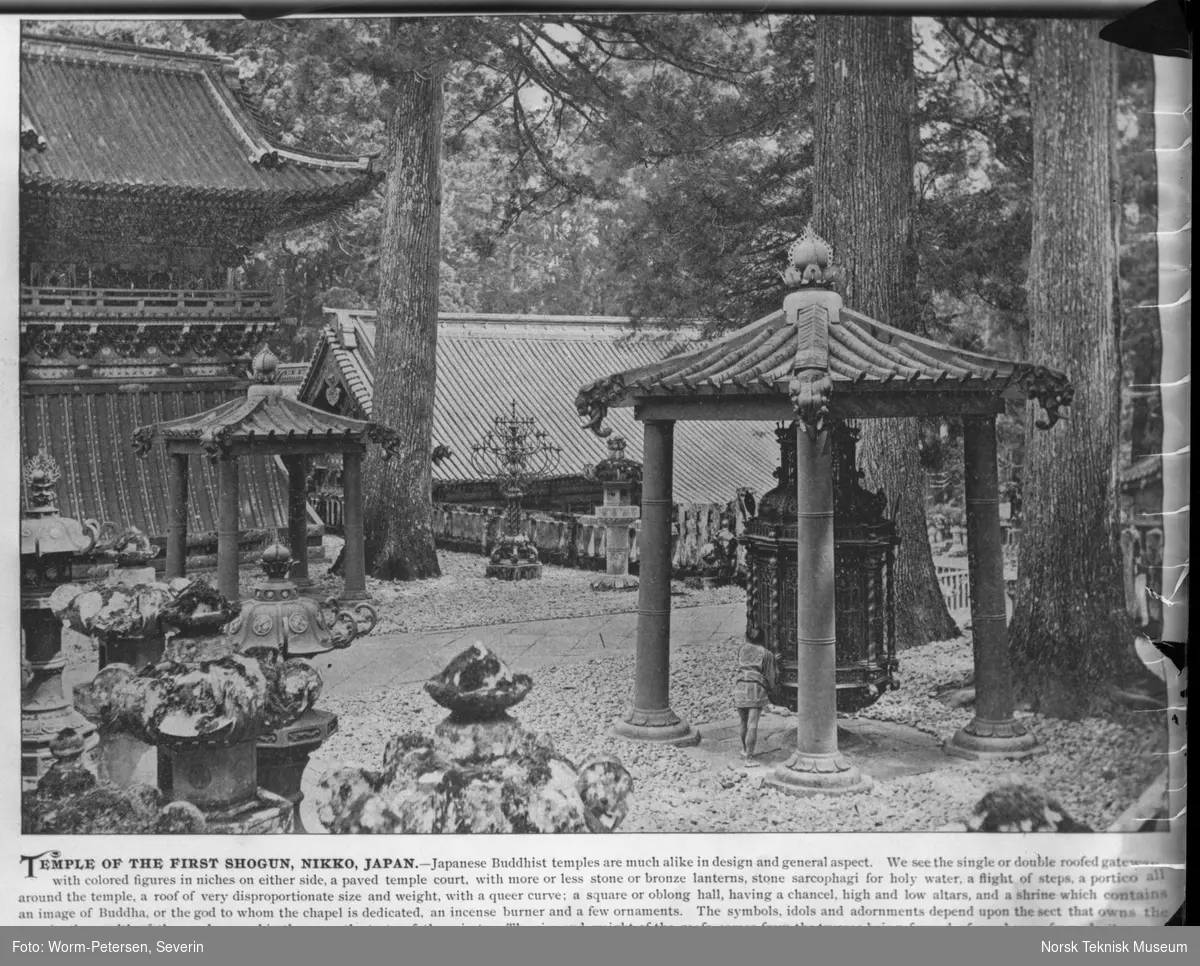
[20,32,382,234]
[20,319,276,371]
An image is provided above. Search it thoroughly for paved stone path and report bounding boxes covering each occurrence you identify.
[315,601,747,698]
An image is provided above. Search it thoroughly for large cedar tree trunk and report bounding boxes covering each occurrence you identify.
[1008,21,1137,717]
[362,64,446,581]
[813,17,958,647]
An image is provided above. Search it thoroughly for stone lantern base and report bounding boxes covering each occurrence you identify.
[486,560,543,581]
[592,573,639,592]
[162,739,258,810]
[257,708,338,834]
[100,634,166,671]
[157,741,294,833]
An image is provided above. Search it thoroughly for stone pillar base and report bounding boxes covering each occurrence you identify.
[946,718,1039,761]
[592,574,639,592]
[611,709,700,746]
[765,752,872,798]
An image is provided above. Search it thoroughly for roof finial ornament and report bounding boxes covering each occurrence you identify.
[783,225,841,291]
[251,345,279,385]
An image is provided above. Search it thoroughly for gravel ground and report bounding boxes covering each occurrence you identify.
[308,632,1166,834]
[290,541,745,633]
[60,545,1165,834]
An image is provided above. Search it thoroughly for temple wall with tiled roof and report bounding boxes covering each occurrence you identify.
[301,310,782,508]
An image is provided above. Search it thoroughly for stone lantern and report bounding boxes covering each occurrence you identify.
[590,437,642,592]
[225,543,344,831]
[20,452,102,789]
[743,421,899,713]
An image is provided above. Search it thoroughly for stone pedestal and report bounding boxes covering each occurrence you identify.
[99,634,165,672]
[162,739,258,810]
[257,709,338,834]
[592,508,640,592]
[22,605,98,791]
[204,789,295,833]
[105,565,157,587]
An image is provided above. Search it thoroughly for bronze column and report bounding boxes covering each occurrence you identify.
[217,457,240,601]
[612,419,699,745]
[284,455,312,594]
[341,450,367,601]
[948,414,1037,759]
[768,424,869,796]
[165,453,189,579]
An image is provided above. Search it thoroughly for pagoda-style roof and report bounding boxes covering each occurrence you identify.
[134,348,400,460]
[299,308,781,506]
[20,33,382,238]
[577,231,1073,435]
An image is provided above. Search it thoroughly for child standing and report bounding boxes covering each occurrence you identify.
[733,627,778,766]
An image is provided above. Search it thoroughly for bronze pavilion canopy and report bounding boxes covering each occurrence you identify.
[576,226,1074,797]
[133,348,400,602]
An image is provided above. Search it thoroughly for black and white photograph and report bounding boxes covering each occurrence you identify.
[13,11,1184,848]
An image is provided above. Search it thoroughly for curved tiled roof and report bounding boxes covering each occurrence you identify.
[21,381,290,539]
[576,303,1073,434]
[20,33,381,230]
[133,384,399,461]
[300,310,781,506]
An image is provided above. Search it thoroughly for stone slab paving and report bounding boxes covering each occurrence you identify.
[314,601,743,697]
[691,713,957,781]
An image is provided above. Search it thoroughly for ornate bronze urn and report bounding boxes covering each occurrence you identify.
[743,421,899,713]
[225,543,375,659]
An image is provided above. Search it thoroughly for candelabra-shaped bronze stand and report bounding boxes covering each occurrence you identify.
[470,401,562,580]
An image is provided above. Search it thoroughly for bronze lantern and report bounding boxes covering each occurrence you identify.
[743,421,899,713]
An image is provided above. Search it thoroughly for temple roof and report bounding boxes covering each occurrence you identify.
[300,309,781,506]
[21,379,290,540]
[576,303,1073,433]
[20,33,381,232]
[134,348,400,459]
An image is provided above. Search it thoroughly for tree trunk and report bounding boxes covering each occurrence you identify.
[813,16,958,647]
[1009,20,1137,718]
[363,61,446,581]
